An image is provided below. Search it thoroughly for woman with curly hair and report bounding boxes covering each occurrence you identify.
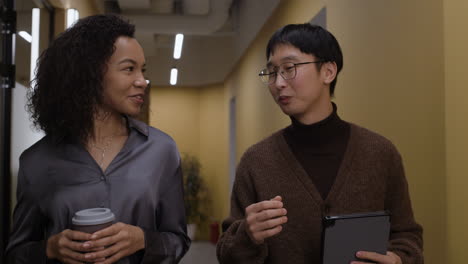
[6,14,190,264]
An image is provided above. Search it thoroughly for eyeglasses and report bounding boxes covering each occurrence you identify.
[258,61,323,84]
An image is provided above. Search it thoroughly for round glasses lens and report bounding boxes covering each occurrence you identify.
[259,70,273,84]
[280,63,296,80]
[267,73,277,84]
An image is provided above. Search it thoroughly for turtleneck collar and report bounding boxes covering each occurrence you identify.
[285,102,349,148]
[291,102,337,127]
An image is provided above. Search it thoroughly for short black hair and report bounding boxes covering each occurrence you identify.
[266,23,343,96]
[28,14,135,143]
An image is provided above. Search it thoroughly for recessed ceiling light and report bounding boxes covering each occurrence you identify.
[173,34,184,59]
[170,67,178,85]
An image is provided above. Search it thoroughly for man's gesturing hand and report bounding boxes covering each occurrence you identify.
[245,196,288,244]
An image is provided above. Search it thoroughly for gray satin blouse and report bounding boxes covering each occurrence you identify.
[6,117,190,263]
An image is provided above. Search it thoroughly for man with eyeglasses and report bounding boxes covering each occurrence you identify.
[217,23,423,264]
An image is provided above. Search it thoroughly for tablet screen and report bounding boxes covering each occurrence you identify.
[321,211,390,264]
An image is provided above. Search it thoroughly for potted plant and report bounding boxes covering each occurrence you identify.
[181,153,209,240]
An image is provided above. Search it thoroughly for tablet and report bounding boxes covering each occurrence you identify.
[321,211,391,264]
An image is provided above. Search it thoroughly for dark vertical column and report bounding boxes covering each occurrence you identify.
[0,0,15,261]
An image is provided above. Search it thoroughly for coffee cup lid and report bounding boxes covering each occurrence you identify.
[72,208,115,226]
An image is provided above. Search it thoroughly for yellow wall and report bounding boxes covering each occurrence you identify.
[150,86,201,157]
[199,84,230,221]
[444,0,468,262]
[150,84,230,239]
[328,1,446,263]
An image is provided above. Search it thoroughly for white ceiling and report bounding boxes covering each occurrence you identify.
[15,0,281,87]
[97,0,281,87]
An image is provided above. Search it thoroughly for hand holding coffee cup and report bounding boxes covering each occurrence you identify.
[71,208,115,263]
[71,208,144,264]
[45,208,115,263]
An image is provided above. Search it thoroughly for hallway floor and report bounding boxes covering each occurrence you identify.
[180,241,218,264]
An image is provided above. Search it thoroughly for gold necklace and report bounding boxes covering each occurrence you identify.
[90,135,114,168]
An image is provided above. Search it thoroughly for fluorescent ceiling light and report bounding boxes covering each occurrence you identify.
[19,31,32,43]
[173,34,184,59]
[30,8,40,83]
[170,68,178,85]
[66,9,79,28]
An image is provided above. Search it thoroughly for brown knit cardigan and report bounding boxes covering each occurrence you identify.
[217,124,423,264]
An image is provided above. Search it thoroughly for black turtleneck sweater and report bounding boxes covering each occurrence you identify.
[283,103,350,200]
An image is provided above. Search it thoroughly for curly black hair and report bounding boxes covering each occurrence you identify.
[28,14,135,143]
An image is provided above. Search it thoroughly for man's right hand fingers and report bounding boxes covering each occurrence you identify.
[251,215,288,232]
[245,196,287,244]
[259,208,287,222]
[247,213,288,236]
[247,207,287,224]
[270,196,282,201]
[246,200,284,215]
[251,225,284,243]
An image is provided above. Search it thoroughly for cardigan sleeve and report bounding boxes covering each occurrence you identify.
[385,150,424,264]
[216,152,268,264]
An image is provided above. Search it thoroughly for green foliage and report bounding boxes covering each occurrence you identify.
[181,153,209,224]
